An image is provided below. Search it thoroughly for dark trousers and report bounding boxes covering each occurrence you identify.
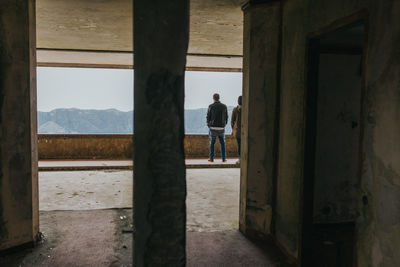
[236,137,241,158]
[209,129,226,160]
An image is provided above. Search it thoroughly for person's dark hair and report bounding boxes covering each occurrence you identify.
[238,95,242,105]
[213,93,220,101]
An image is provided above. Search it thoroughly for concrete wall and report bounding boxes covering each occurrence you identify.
[358,2,400,266]
[0,0,39,250]
[133,0,188,264]
[37,134,238,159]
[240,1,281,237]
[38,134,133,160]
[273,0,400,265]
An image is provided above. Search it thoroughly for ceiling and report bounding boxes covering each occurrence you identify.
[36,0,244,70]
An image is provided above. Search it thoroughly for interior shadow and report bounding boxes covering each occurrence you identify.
[301,22,366,267]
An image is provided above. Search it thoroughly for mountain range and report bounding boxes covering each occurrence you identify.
[38,108,234,134]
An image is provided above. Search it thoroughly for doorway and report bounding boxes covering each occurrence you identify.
[301,21,366,267]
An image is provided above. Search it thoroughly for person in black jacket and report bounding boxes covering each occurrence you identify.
[206,93,228,162]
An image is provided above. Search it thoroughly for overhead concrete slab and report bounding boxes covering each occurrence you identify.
[36,0,243,56]
[36,0,133,52]
[37,49,242,71]
[189,0,243,55]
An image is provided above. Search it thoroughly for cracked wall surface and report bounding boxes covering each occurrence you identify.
[133,0,188,266]
[273,0,400,265]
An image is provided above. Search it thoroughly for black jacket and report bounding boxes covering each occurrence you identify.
[206,101,228,128]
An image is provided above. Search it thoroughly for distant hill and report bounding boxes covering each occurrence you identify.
[38,109,133,134]
[38,107,234,134]
[38,121,70,133]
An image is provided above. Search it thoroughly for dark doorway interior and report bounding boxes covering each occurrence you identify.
[302,22,366,267]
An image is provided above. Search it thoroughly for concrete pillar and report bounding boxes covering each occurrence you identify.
[240,0,281,236]
[0,0,39,250]
[133,0,188,266]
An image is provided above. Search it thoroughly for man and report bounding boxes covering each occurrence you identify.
[206,93,228,162]
[231,96,242,164]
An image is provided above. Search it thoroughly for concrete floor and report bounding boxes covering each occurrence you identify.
[1,169,295,266]
[187,231,296,267]
[186,169,239,232]
[39,170,132,210]
[39,169,239,231]
[38,159,239,171]
[0,209,133,267]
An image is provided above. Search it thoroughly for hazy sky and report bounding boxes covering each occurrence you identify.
[37,67,242,111]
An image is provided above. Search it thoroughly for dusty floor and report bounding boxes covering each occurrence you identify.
[0,209,133,267]
[186,169,239,231]
[1,169,295,266]
[39,170,132,210]
[187,231,296,267]
[39,169,239,231]
[38,159,239,171]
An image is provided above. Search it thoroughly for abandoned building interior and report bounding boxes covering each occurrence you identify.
[1,0,399,266]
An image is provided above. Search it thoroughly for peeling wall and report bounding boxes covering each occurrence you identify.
[274,0,400,265]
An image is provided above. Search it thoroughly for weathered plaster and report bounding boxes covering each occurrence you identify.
[133,0,188,266]
[358,1,400,265]
[0,0,38,250]
[275,0,307,257]
[240,1,281,236]
[274,0,400,265]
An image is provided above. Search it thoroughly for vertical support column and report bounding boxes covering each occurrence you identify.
[0,0,39,250]
[133,0,189,266]
[240,0,281,236]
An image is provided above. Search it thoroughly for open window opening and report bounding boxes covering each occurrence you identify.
[36,67,244,233]
[37,66,134,213]
[184,70,243,235]
[302,22,366,267]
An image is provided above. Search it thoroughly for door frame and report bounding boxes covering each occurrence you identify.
[299,11,369,266]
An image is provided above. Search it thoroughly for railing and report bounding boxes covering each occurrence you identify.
[38,134,238,159]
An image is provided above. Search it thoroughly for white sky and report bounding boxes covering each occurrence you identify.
[37,67,242,111]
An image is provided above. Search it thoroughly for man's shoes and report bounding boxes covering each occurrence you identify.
[208,159,214,162]
[222,159,227,162]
